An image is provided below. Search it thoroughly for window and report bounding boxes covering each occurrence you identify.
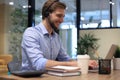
[80,0,119,29]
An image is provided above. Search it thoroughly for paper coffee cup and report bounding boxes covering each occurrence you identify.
[77,54,90,74]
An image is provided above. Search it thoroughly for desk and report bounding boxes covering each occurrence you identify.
[0,70,120,80]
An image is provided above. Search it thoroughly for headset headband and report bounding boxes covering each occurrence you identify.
[44,0,59,17]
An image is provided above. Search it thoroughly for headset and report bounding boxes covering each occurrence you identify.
[44,0,59,17]
[44,0,60,33]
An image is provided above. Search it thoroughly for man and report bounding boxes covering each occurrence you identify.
[21,0,97,72]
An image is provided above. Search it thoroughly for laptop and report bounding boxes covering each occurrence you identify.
[88,67,98,73]
[105,44,117,59]
[7,61,44,77]
[89,44,117,73]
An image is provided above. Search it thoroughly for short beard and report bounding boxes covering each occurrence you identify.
[48,17,59,33]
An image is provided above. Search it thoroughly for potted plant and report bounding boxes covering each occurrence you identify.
[113,46,120,69]
[77,33,99,59]
[9,6,28,61]
[9,6,40,61]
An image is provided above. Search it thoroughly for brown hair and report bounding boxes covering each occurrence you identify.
[42,0,66,20]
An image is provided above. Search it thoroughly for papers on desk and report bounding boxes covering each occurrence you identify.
[46,66,81,76]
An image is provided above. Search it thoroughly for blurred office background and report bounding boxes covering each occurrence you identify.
[0,0,120,61]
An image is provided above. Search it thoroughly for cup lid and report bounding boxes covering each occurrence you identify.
[77,54,90,59]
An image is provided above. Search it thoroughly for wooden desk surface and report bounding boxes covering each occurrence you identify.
[0,70,120,80]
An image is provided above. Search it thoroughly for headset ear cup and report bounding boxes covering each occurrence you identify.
[45,12,49,17]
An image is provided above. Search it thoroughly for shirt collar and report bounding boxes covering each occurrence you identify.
[39,23,56,36]
[39,23,48,35]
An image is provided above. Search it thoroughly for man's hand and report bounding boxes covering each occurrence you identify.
[67,60,98,68]
[89,60,98,69]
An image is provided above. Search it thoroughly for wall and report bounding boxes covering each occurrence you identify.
[4,4,13,54]
[80,28,120,58]
[0,4,5,54]
[0,3,12,54]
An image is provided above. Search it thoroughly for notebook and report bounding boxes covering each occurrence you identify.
[46,66,81,76]
[47,71,80,76]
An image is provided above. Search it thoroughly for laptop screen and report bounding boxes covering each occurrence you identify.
[105,44,117,59]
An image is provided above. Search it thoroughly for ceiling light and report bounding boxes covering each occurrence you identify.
[23,5,31,8]
[9,2,14,5]
[109,1,115,5]
[81,17,85,21]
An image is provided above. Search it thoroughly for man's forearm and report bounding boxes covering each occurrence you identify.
[45,60,77,68]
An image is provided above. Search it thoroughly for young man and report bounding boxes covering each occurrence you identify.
[21,0,97,72]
